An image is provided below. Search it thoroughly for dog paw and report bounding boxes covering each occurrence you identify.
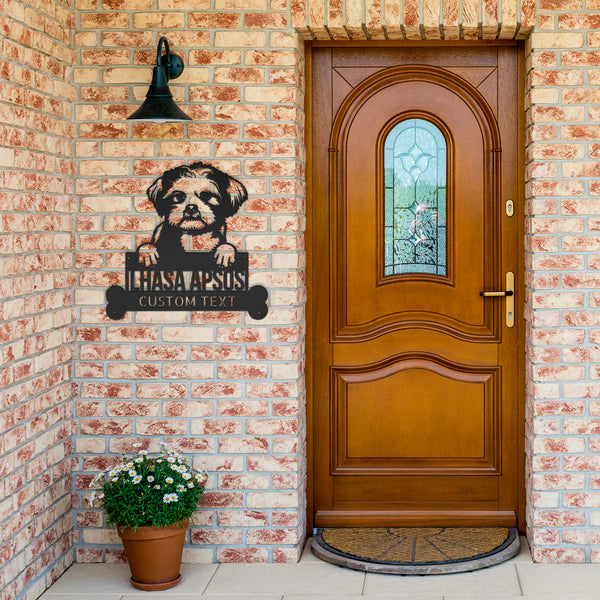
[214,243,236,267]
[137,243,159,267]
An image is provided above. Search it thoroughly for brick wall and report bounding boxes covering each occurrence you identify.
[65,0,600,573]
[292,0,535,39]
[71,1,307,565]
[0,1,76,599]
[524,6,600,563]
[6,1,600,597]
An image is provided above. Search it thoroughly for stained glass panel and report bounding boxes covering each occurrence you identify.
[384,118,447,276]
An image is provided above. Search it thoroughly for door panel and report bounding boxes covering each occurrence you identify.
[310,45,522,528]
[334,68,498,342]
[334,359,498,469]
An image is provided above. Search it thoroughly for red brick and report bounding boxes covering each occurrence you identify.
[135,345,186,361]
[533,547,585,562]
[190,50,241,66]
[80,420,132,435]
[164,438,214,453]
[563,274,600,288]
[246,419,299,435]
[563,493,593,508]
[192,383,243,398]
[106,401,159,417]
[214,68,265,84]
[218,474,270,489]
[247,456,299,471]
[136,420,187,435]
[80,13,129,28]
[246,529,298,545]
[76,401,103,417]
[132,12,184,28]
[217,548,269,562]
[218,437,269,453]
[218,364,269,379]
[534,510,586,527]
[531,255,583,271]
[531,528,560,545]
[559,13,600,28]
[564,457,600,471]
[189,12,240,28]
[530,69,584,86]
[532,456,560,472]
[107,363,159,379]
[136,383,187,399]
[563,311,600,326]
[563,125,600,140]
[217,328,267,343]
[273,547,301,562]
[217,510,269,527]
[564,418,600,433]
[163,401,213,417]
[247,382,299,398]
[244,13,288,29]
[272,511,299,526]
[80,383,133,399]
[202,492,244,508]
[189,86,242,103]
[217,400,269,416]
[193,419,242,435]
[191,528,243,545]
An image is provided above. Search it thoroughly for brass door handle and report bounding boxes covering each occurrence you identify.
[480,272,515,327]
[480,290,513,297]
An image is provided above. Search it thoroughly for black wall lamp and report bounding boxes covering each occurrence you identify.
[128,36,192,123]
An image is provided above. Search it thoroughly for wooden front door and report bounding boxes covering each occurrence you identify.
[310,44,523,528]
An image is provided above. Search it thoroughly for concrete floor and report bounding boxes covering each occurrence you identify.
[38,538,600,599]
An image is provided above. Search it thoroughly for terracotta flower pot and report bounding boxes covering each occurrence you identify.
[117,519,188,591]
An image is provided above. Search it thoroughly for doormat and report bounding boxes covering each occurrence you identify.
[312,527,520,574]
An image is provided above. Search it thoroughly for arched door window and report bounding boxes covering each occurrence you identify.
[384,118,447,277]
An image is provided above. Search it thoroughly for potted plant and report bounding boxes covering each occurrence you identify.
[89,443,207,591]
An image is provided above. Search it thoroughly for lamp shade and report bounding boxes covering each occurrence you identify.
[127,38,191,123]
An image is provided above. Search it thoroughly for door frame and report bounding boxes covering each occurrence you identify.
[305,40,526,533]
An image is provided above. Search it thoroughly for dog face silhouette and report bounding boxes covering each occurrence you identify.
[138,162,247,267]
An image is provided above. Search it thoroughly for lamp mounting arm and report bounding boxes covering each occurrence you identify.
[156,36,184,81]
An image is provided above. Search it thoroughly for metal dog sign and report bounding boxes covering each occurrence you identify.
[106,161,268,321]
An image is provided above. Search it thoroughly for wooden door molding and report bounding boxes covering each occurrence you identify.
[330,65,501,150]
[307,43,525,531]
[331,353,501,475]
[330,65,503,344]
